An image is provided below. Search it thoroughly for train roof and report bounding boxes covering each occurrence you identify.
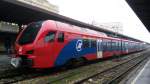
[43,20,143,43]
[44,20,108,38]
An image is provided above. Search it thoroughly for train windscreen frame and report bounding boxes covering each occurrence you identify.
[18,21,43,45]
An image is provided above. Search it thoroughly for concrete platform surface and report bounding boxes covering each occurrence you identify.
[128,59,150,84]
[0,55,13,71]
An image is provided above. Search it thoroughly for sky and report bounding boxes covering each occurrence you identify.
[48,0,150,43]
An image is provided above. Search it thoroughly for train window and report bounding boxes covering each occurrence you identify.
[83,39,90,48]
[116,41,118,50]
[107,40,111,51]
[119,41,121,47]
[91,39,96,48]
[45,32,56,42]
[109,40,112,47]
[18,21,42,45]
[58,32,64,42]
[122,41,125,50]
[102,39,107,51]
[125,42,128,49]
[118,41,121,50]
[111,41,115,46]
[111,41,115,50]
[88,39,92,48]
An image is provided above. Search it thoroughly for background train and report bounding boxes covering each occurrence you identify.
[10,20,147,68]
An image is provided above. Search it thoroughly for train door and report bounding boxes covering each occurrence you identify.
[35,31,56,57]
[53,31,65,57]
[97,39,103,58]
[33,31,56,67]
[43,31,56,57]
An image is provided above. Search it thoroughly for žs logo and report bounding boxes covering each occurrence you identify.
[76,40,83,51]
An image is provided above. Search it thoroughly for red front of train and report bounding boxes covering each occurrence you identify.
[11,21,59,68]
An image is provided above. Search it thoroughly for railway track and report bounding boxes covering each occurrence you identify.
[75,52,150,84]
[17,50,149,84]
[0,68,42,83]
[0,50,148,84]
[107,56,149,84]
[0,67,67,84]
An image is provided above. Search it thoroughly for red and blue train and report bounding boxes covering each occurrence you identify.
[11,20,146,68]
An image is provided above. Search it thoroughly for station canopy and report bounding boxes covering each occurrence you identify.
[126,0,150,32]
[0,0,143,42]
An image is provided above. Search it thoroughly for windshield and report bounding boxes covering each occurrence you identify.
[18,21,42,45]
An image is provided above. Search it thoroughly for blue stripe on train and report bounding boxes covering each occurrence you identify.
[54,39,96,66]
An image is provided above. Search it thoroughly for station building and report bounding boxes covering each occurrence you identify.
[0,0,59,53]
[0,22,18,53]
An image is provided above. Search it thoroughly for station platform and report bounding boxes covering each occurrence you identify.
[126,58,150,84]
[0,54,12,71]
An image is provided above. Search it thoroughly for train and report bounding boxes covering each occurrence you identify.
[10,20,147,68]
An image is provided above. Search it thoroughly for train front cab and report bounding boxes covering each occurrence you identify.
[11,21,43,68]
[11,20,65,68]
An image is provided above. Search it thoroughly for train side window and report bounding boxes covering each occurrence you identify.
[122,41,125,50]
[83,39,90,48]
[91,39,96,48]
[116,41,119,50]
[119,41,121,49]
[107,40,111,51]
[111,40,116,51]
[45,32,56,42]
[102,39,107,51]
[119,41,121,47]
[58,32,64,42]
